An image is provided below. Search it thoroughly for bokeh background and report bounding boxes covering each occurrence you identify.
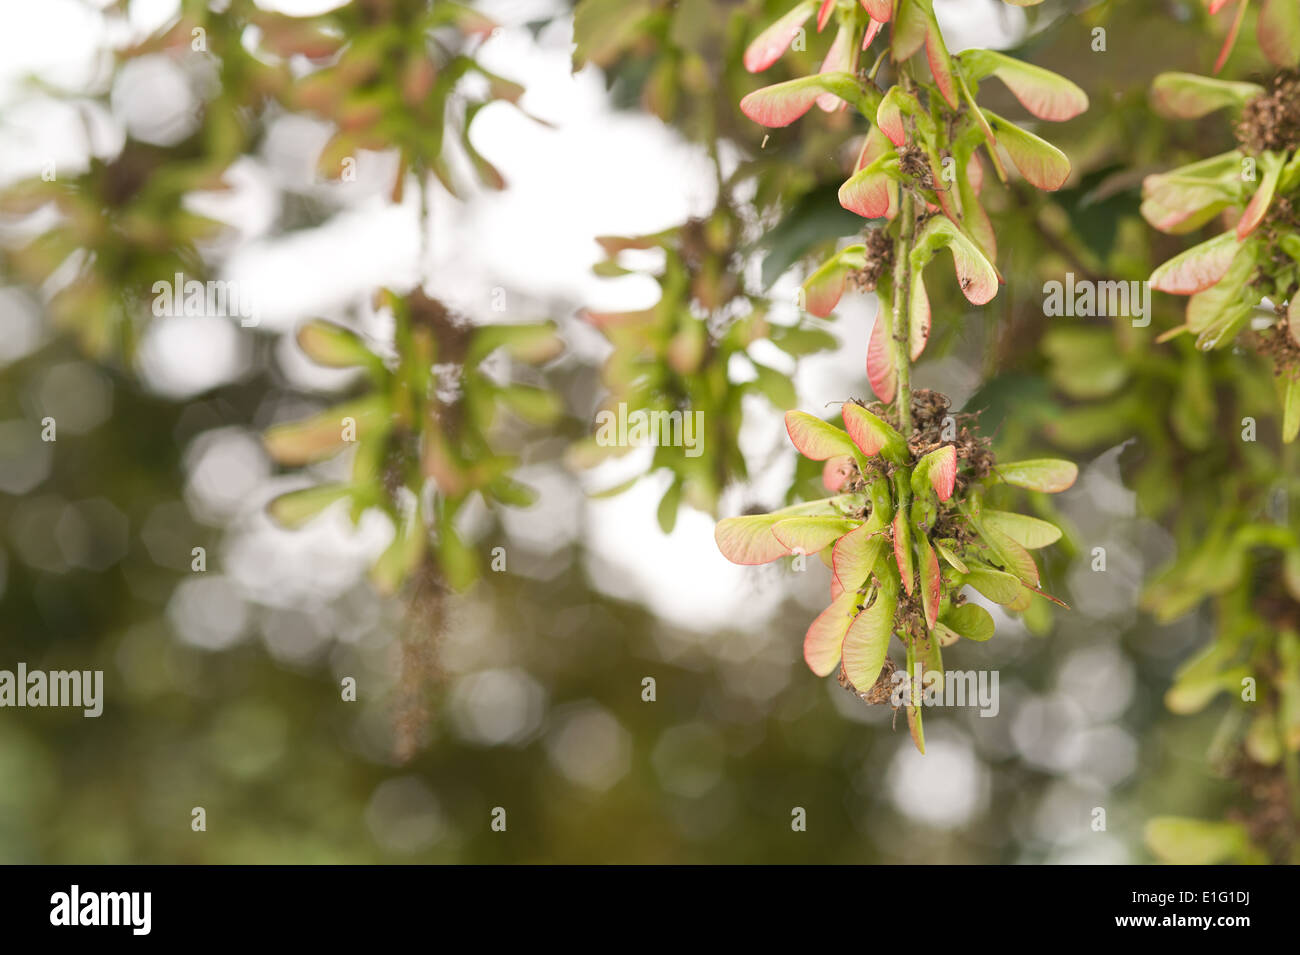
[0,0,1283,862]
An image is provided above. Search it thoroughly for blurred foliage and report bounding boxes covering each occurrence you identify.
[1141,68,1300,440]
[716,392,1075,754]
[566,0,860,524]
[569,203,838,523]
[264,290,562,595]
[0,0,296,358]
[997,0,1300,862]
[0,0,1296,864]
[0,140,229,359]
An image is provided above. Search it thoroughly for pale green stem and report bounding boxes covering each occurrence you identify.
[891,192,917,438]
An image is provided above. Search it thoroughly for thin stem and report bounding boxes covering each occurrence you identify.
[418,169,432,282]
[955,68,1007,184]
[888,65,922,439]
[867,47,889,82]
[891,190,917,437]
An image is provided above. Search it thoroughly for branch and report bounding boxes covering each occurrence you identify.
[891,191,917,437]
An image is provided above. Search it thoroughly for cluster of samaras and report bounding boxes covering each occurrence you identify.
[715,399,1074,751]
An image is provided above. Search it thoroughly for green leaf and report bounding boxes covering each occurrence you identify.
[1141,152,1243,236]
[905,640,924,754]
[1150,72,1263,118]
[802,244,867,317]
[743,0,817,72]
[267,484,352,528]
[496,385,562,425]
[839,154,901,220]
[911,445,957,501]
[1259,0,1300,68]
[296,320,377,369]
[995,458,1078,493]
[1184,240,1256,342]
[1149,229,1240,295]
[740,72,870,127]
[964,566,1022,605]
[1237,150,1284,239]
[893,508,915,595]
[263,396,389,467]
[572,0,655,68]
[923,8,958,109]
[910,213,999,305]
[770,325,839,357]
[959,49,1088,121]
[785,410,859,461]
[938,603,995,642]
[772,517,858,555]
[916,630,944,693]
[842,403,907,461]
[936,542,968,573]
[841,588,896,692]
[487,475,538,508]
[715,514,788,565]
[715,496,863,566]
[1247,713,1283,765]
[1144,818,1263,865]
[891,0,928,62]
[437,520,478,592]
[832,522,888,594]
[592,259,631,277]
[981,509,1062,549]
[370,508,427,596]
[1283,376,1300,444]
[803,589,861,677]
[751,362,797,410]
[1043,327,1130,399]
[978,521,1040,585]
[985,111,1071,191]
[657,478,683,534]
[917,534,941,630]
[470,322,564,364]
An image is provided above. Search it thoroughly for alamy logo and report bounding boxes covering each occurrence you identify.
[152,272,259,327]
[1042,272,1150,327]
[50,886,151,935]
[891,666,1000,717]
[0,664,103,717]
[594,403,704,458]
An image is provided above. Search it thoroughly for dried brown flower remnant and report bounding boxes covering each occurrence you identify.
[898,143,934,188]
[1253,315,1300,378]
[408,290,474,364]
[848,227,895,292]
[1236,72,1300,154]
[100,146,160,209]
[839,654,898,705]
[855,389,996,489]
[1227,756,1300,864]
